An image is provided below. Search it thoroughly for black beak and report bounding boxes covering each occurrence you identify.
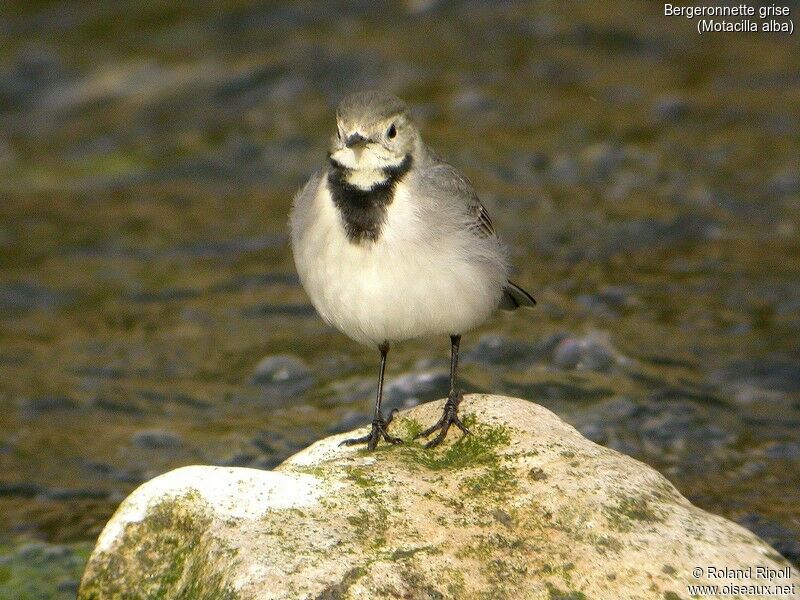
[345,132,367,148]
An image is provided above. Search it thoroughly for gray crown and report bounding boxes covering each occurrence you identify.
[336,91,408,128]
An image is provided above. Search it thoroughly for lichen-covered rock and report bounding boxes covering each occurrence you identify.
[79,395,798,599]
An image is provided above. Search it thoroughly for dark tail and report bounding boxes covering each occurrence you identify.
[499,280,536,311]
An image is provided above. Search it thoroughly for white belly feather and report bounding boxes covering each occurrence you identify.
[291,179,505,346]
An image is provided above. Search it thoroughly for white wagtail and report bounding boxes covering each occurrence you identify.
[290,91,535,450]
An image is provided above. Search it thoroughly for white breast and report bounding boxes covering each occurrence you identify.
[291,178,505,346]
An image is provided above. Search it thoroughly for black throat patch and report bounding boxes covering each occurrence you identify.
[327,154,413,244]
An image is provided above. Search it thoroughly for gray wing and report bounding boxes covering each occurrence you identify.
[499,280,537,310]
[415,158,536,310]
[417,160,496,238]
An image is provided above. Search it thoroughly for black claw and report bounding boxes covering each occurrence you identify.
[415,391,470,449]
[339,413,403,450]
[339,433,372,447]
[423,428,448,449]
[413,418,444,441]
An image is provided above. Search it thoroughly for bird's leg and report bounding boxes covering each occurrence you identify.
[414,334,471,449]
[340,342,403,450]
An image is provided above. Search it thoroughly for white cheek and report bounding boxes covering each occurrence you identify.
[330,148,361,169]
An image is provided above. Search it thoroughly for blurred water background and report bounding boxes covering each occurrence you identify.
[0,1,799,596]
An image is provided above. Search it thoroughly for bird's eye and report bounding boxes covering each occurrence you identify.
[387,124,397,139]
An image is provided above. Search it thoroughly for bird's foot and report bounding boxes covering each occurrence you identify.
[413,391,471,449]
[340,409,403,451]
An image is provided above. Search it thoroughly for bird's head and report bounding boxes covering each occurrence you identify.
[329,90,417,171]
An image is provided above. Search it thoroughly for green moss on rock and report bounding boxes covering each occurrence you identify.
[313,566,367,600]
[79,492,238,600]
[546,582,589,600]
[604,495,664,532]
[460,464,517,499]
[384,415,512,472]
